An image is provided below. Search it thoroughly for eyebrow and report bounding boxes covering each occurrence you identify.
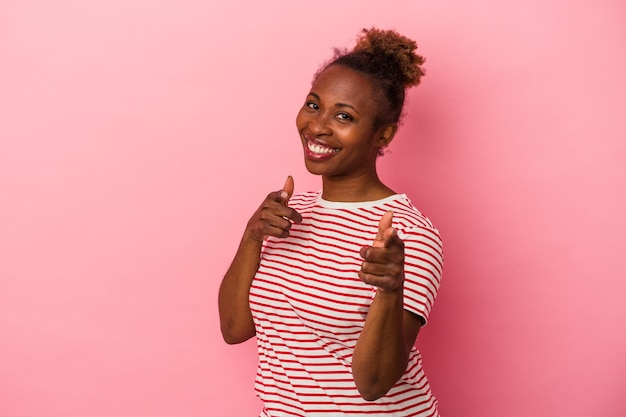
[308,92,360,115]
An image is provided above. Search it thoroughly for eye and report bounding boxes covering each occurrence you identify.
[336,112,353,122]
[306,101,319,111]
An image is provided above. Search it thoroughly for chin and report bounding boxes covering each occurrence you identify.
[303,160,325,176]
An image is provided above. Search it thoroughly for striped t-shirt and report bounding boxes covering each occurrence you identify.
[249,191,443,417]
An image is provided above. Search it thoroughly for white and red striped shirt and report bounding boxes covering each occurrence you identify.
[249,191,443,417]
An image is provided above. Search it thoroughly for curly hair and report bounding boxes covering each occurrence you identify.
[315,28,425,130]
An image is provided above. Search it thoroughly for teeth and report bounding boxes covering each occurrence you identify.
[308,141,339,155]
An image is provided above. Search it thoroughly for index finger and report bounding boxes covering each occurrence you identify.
[383,227,403,249]
[287,207,303,224]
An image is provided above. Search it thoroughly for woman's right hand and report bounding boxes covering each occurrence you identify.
[245,176,303,242]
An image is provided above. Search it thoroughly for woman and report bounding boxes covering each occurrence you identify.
[218,28,443,416]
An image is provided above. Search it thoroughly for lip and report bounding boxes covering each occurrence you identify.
[302,134,341,161]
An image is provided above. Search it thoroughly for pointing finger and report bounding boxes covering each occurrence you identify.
[373,211,393,248]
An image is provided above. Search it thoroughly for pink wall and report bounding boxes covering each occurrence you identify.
[1,1,625,416]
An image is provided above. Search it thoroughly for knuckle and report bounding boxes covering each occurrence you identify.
[358,271,373,286]
[390,264,403,276]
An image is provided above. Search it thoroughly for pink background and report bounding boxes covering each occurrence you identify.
[2,1,625,416]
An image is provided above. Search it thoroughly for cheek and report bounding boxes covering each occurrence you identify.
[295,108,307,130]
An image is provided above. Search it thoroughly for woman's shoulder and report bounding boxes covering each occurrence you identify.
[387,195,443,254]
[289,190,321,210]
[385,194,438,231]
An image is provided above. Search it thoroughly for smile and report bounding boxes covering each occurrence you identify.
[307,140,340,156]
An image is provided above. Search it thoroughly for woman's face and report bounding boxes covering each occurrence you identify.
[295,65,391,180]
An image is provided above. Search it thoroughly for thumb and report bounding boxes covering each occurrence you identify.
[280,175,295,203]
[373,211,393,248]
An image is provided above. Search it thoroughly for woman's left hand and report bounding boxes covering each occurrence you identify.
[358,211,405,292]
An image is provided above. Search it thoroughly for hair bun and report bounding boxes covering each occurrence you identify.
[352,28,425,87]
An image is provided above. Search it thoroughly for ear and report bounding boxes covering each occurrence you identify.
[375,123,398,148]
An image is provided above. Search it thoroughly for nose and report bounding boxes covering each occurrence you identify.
[307,112,332,136]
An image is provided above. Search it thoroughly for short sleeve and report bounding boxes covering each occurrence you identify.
[398,225,443,325]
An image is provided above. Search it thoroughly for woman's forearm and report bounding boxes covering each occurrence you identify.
[351,289,413,401]
[218,232,263,344]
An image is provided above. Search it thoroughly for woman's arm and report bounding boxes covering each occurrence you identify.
[352,211,421,401]
[218,232,263,344]
[351,292,422,401]
[218,176,302,344]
